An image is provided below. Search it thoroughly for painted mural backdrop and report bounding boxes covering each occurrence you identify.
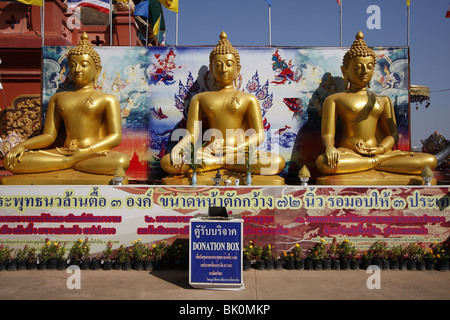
[42,46,409,182]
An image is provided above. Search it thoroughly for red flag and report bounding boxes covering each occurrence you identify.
[446,2,450,18]
[337,0,341,5]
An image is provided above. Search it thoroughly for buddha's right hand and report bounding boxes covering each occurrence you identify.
[325,146,340,168]
[170,145,185,171]
[5,145,25,169]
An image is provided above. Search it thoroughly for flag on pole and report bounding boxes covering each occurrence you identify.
[265,0,271,6]
[158,0,178,13]
[407,0,410,6]
[67,0,110,14]
[337,0,341,5]
[446,2,450,18]
[134,0,149,19]
[153,16,161,36]
[16,0,43,6]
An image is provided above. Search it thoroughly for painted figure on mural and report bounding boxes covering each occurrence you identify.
[160,31,285,176]
[4,32,130,175]
[315,31,436,176]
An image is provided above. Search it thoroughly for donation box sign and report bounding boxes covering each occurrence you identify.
[189,218,243,290]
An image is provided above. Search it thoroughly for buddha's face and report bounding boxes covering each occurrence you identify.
[69,54,99,88]
[211,53,240,88]
[343,56,375,89]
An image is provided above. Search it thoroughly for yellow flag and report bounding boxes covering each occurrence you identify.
[16,0,43,6]
[158,0,178,13]
[153,16,161,36]
[407,0,410,6]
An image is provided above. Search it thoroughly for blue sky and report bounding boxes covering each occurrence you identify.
[161,0,450,147]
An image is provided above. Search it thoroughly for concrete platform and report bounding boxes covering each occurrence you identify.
[0,268,448,302]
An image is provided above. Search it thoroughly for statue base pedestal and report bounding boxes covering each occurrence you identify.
[162,169,285,186]
[316,170,436,186]
[0,169,127,185]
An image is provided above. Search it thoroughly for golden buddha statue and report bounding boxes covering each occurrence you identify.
[3,32,130,181]
[160,31,285,185]
[315,31,437,185]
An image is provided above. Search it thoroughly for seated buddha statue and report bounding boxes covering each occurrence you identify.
[3,32,130,181]
[160,31,285,185]
[315,31,437,185]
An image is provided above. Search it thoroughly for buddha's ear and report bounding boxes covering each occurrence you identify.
[341,66,348,90]
[95,66,102,89]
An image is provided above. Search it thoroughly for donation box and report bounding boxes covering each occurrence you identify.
[189,217,244,290]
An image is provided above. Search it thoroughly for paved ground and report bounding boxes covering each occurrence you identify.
[0,268,448,301]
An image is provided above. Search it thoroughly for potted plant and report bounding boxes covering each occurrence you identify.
[433,239,449,271]
[405,242,425,270]
[387,244,404,270]
[326,238,338,270]
[115,244,131,270]
[56,242,67,270]
[243,242,253,271]
[281,251,295,270]
[250,243,264,270]
[168,241,189,270]
[292,243,304,270]
[336,239,357,270]
[307,239,327,270]
[367,240,388,269]
[143,244,154,271]
[68,238,83,267]
[131,239,145,270]
[38,239,51,270]
[80,238,91,270]
[152,240,169,270]
[262,244,275,270]
[101,240,113,270]
[0,244,14,271]
[423,243,436,270]
[113,244,125,270]
[25,246,38,270]
[16,246,28,270]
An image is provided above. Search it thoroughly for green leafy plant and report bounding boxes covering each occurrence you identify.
[261,244,275,260]
[116,244,131,263]
[131,239,145,262]
[307,238,327,261]
[26,246,38,263]
[0,244,13,262]
[337,239,357,260]
[433,240,450,261]
[16,246,29,262]
[102,240,113,261]
[152,240,169,260]
[291,243,303,261]
[368,240,388,259]
[406,242,425,261]
[69,238,90,261]
[387,244,406,260]
[281,251,294,261]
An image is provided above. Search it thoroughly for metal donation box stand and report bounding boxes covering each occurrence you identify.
[189,207,244,290]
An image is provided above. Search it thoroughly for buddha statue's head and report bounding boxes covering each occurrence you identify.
[341,31,377,90]
[209,31,241,88]
[67,32,102,88]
